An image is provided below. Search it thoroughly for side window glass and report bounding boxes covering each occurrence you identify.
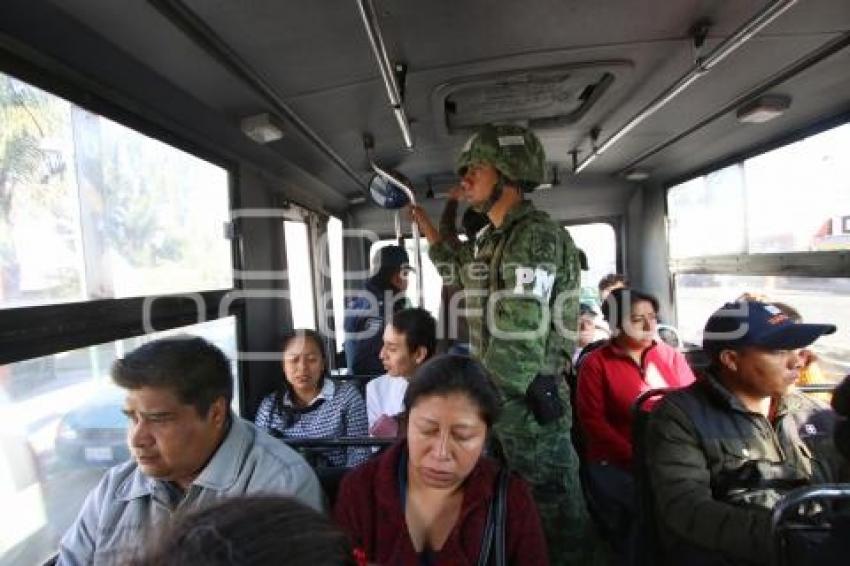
[284,220,317,330]
[326,217,346,353]
[564,222,617,307]
[674,275,849,380]
[0,317,239,564]
[0,73,232,310]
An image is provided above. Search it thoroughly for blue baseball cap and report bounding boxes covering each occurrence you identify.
[702,300,835,354]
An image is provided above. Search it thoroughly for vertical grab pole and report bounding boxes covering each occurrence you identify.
[371,164,423,307]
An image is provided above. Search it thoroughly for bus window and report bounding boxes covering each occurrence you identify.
[744,123,850,254]
[284,220,317,330]
[1,68,239,565]
[669,123,850,258]
[668,164,747,259]
[327,217,346,353]
[565,222,617,306]
[674,274,850,381]
[668,121,850,380]
[0,317,239,565]
[0,72,232,310]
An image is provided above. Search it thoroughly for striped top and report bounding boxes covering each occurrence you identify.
[255,378,369,467]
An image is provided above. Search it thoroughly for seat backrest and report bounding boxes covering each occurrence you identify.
[683,348,710,374]
[331,375,376,396]
[771,483,850,566]
[281,436,394,505]
[630,388,674,566]
[567,338,607,457]
[314,465,351,509]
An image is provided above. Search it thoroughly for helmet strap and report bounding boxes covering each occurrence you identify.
[473,174,505,215]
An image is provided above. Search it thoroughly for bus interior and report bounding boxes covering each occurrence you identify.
[1,0,849,563]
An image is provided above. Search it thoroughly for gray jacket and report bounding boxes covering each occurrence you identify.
[57,415,323,566]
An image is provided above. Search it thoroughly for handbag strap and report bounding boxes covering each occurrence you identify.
[493,468,509,566]
[478,467,510,566]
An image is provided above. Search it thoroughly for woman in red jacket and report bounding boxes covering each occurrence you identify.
[576,288,695,560]
[334,354,549,565]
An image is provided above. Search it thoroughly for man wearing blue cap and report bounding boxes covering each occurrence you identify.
[645,300,847,566]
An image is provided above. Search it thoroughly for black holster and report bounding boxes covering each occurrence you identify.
[525,373,565,425]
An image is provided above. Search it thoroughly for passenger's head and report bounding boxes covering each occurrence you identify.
[735,297,814,368]
[736,294,803,324]
[598,273,628,300]
[280,329,327,404]
[370,245,411,292]
[578,303,608,348]
[772,301,802,323]
[380,308,437,378]
[403,355,502,489]
[112,336,232,488]
[702,300,836,399]
[456,124,545,210]
[133,496,355,566]
[602,288,659,349]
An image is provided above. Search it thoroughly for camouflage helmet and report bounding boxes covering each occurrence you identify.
[456,124,545,187]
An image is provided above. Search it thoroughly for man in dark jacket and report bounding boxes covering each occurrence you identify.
[343,245,411,375]
[645,300,847,566]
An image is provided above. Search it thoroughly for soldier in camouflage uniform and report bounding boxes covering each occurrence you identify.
[411,124,594,565]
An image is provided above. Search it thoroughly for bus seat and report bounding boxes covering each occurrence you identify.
[282,437,395,507]
[567,338,607,457]
[631,387,674,566]
[314,465,350,509]
[771,483,850,566]
[331,375,377,397]
[683,348,710,374]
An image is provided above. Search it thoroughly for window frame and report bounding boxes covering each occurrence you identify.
[280,202,322,332]
[0,49,248,407]
[664,117,850,327]
[562,215,625,276]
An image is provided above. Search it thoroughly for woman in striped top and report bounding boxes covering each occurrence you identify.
[255,329,369,467]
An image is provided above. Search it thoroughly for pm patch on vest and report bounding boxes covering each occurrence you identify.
[512,265,556,301]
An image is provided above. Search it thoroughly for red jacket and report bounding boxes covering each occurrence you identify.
[577,340,695,470]
[333,442,549,565]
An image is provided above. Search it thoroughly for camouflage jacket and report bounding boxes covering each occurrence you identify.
[429,200,581,399]
[646,373,849,565]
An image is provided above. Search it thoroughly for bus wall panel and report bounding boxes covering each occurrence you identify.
[236,166,289,419]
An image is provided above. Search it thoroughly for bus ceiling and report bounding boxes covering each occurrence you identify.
[1,0,849,210]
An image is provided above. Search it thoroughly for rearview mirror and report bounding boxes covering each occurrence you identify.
[368,173,410,209]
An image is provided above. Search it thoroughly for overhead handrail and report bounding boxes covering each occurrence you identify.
[574,0,800,174]
[356,0,414,148]
[370,163,424,305]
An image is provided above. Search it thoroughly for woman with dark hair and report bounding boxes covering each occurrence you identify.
[576,288,695,559]
[334,354,549,565]
[255,329,369,467]
[133,496,356,566]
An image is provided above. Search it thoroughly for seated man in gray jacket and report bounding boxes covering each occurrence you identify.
[58,336,323,565]
[645,300,847,566]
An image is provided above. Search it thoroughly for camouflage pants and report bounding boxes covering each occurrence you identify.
[494,397,597,566]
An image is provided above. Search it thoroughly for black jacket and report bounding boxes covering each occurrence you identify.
[646,373,848,565]
[343,279,407,375]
